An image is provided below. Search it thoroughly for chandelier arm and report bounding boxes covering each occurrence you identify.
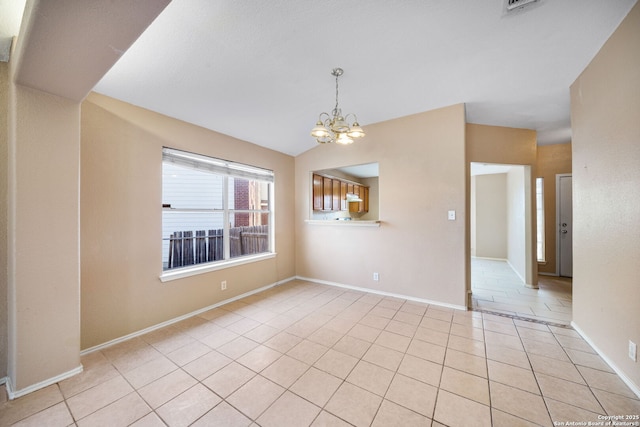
[343,113,357,124]
[318,112,331,123]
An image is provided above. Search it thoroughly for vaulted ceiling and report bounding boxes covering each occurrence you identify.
[3,0,637,156]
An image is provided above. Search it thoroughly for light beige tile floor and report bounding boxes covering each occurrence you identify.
[1,279,638,426]
[472,258,573,325]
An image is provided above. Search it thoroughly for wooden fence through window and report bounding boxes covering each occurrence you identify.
[166,225,268,269]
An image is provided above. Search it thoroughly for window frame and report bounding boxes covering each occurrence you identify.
[160,148,275,282]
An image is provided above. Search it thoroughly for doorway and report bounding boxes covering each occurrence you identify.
[470,163,533,285]
[557,174,573,277]
[470,163,555,319]
[469,164,574,324]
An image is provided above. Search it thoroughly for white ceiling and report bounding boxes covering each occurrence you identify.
[336,163,380,179]
[9,0,170,102]
[5,0,637,156]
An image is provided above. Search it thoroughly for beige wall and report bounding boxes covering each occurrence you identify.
[467,124,537,166]
[296,104,467,308]
[506,166,531,283]
[535,143,572,275]
[0,61,8,380]
[1,0,168,395]
[7,81,81,391]
[80,93,296,350]
[467,124,538,287]
[570,2,640,391]
[473,174,507,259]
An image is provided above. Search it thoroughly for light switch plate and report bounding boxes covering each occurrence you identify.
[448,210,456,220]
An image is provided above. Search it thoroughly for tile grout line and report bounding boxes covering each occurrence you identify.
[208,292,379,426]
[483,313,552,427]
[58,383,79,426]
[471,307,572,329]
[513,313,556,426]
[6,280,636,426]
[481,314,494,427]
[428,315,453,426]
[549,330,610,417]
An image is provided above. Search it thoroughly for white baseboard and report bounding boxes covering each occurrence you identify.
[472,256,507,261]
[505,259,528,285]
[6,365,83,400]
[296,276,467,311]
[5,276,297,400]
[571,321,640,399]
[81,276,296,356]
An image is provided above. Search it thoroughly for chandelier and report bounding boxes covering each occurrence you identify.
[310,68,365,145]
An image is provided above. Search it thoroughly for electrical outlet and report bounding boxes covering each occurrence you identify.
[373,272,380,281]
[221,280,227,290]
[630,340,637,362]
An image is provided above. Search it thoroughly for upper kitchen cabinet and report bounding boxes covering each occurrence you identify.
[311,163,378,220]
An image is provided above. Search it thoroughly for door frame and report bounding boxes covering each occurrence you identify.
[555,173,572,276]
[469,163,535,287]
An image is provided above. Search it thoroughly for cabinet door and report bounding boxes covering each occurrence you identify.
[323,177,333,211]
[313,174,323,211]
[363,186,369,212]
[354,185,362,212]
[349,185,359,213]
[340,181,348,211]
[348,185,369,213]
[332,179,341,211]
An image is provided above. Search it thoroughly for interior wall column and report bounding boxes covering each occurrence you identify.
[6,70,81,397]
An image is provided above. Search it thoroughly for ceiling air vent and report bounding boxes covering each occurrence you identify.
[506,0,539,11]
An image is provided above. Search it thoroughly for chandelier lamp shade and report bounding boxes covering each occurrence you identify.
[310,68,365,145]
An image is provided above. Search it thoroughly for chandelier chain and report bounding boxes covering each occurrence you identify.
[333,71,340,116]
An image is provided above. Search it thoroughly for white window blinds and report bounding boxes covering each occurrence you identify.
[162,147,274,183]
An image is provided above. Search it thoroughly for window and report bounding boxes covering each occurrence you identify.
[162,148,274,275]
[535,177,545,262]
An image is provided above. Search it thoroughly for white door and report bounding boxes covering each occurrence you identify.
[558,175,573,277]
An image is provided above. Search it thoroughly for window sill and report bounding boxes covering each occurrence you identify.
[160,253,276,283]
[305,220,381,227]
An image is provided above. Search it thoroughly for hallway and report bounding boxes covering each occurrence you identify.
[471,258,572,326]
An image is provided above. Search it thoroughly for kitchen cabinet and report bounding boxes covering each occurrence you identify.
[312,173,369,213]
[364,187,369,211]
[323,176,333,211]
[313,174,323,210]
[340,182,348,211]
[332,179,341,211]
[347,184,369,213]
[362,186,369,212]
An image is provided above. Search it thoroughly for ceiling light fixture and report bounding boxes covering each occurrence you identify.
[311,68,365,145]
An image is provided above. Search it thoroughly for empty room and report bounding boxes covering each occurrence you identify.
[1,0,639,426]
